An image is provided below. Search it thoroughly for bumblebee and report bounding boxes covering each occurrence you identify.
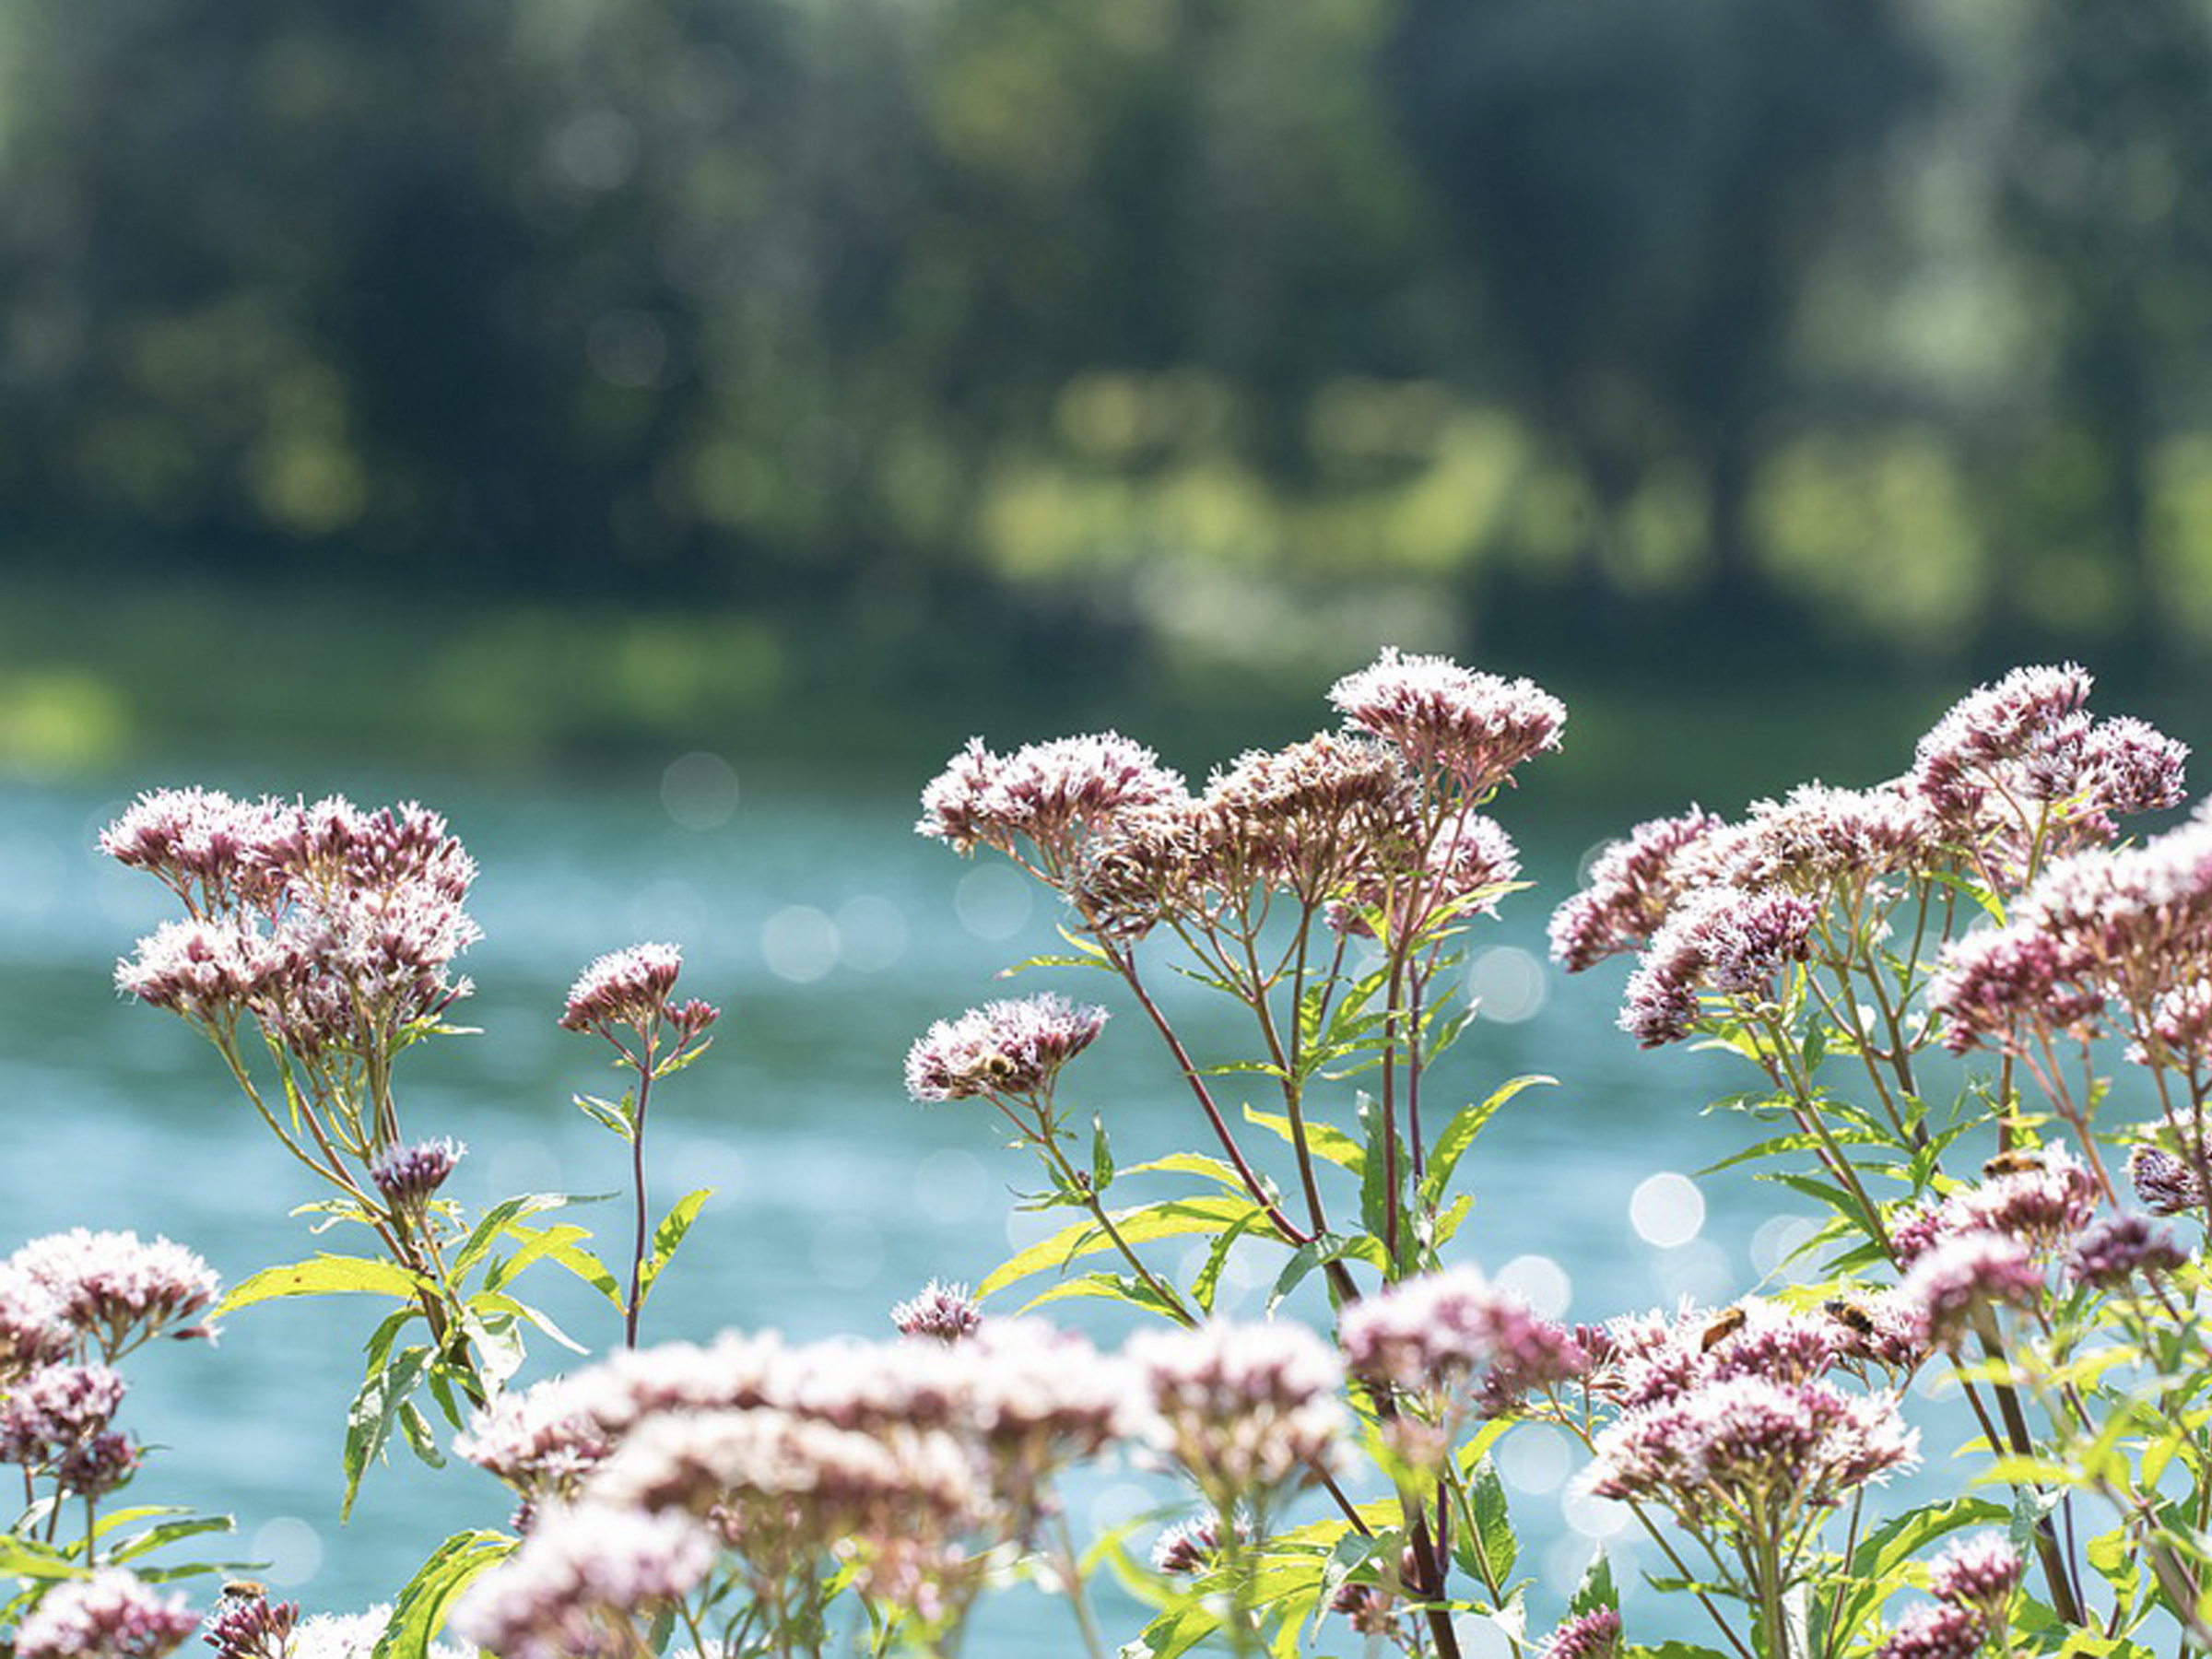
[1698,1306,1747,1352]
[1983,1147,2046,1179]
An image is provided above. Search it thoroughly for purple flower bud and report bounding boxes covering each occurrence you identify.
[2069,1213,2186,1289]
[1927,1531,2022,1615]
[371,1138,465,1212]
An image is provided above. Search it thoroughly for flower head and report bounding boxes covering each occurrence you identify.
[1898,1230,2042,1346]
[448,1504,715,1659]
[559,943,717,1044]
[15,1569,197,1659]
[1128,1320,1346,1500]
[1549,807,1726,971]
[1328,648,1565,794]
[2128,1143,2206,1216]
[1877,1600,1987,1659]
[2069,1213,2187,1289]
[368,1137,465,1215]
[904,994,1107,1102]
[1538,1608,1624,1659]
[917,734,1187,876]
[1618,885,1817,1046]
[1338,1266,1586,1410]
[891,1280,982,1344]
[1928,1531,2022,1615]
[10,1230,218,1359]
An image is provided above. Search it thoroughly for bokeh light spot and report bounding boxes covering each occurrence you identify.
[1630,1171,1706,1248]
[1467,946,1547,1023]
[955,865,1032,941]
[760,905,839,982]
[661,751,739,830]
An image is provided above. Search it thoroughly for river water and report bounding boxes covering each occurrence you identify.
[0,759,1867,1653]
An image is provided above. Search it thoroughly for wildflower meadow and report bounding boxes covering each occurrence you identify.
[7,651,2212,1659]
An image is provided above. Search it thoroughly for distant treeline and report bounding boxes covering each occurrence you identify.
[5,0,2211,677]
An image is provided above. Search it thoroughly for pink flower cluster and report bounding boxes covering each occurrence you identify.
[453,1320,1147,1639]
[10,1229,219,1361]
[1578,1297,1919,1544]
[1338,1266,1587,1423]
[14,1569,197,1659]
[1930,804,2212,1062]
[1126,1319,1346,1500]
[890,1279,982,1343]
[1327,647,1566,794]
[1537,1607,1623,1659]
[1617,885,1818,1046]
[559,942,718,1047]
[916,733,1186,876]
[107,791,481,1062]
[1877,1533,2022,1658]
[1909,665,2185,861]
[903,994,1107,1103]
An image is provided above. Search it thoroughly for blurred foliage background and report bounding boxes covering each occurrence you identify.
[3,0,2208,787]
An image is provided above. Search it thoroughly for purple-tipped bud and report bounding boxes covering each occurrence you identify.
[890,1280,982,1344]
[371,1138,465,1212]
[1539,1608,1624,1659]
[1927,1532,2022,1615]
[205,1587,300,1659]
[1877,1600,1987,1659]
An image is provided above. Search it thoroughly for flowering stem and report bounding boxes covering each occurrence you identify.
[624,1053,655,1349]
[1035,1131,1194,1328]
[1107,950,1309,1250]
[1050,1509,1111,1659]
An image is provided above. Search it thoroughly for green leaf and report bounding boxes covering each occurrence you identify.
[978,1196,1274,1300]
[1091,1116,1116,1194]
[1192,1207,1267,1315]
[342,1345,433,1520]
[497,1222,623,1309]
[1420,1076,1556,1207]
[101,1512,235,1566]
[371,1529,517,1659]
[452,1192,606,1281]
[1455,1456,1517,1589]
[1130,1149,1278,1189]
[1016,1272,1185,1320]
[572,1091,635,1141]
[1119,1599,1223,1659]
[1567,1546,1618,1616]
[1356,1094,1406,1254]
[217,1255,430,1316]
[1241,1105,1363,1173]
[637,1188,712,1302]
[1268,1231,1389,1312]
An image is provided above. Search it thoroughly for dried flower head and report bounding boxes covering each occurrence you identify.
[904,994,1107,1102]
[2128,1143,2206,1216]
[1328,648,1566,794]
[15,1569,197,1659]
